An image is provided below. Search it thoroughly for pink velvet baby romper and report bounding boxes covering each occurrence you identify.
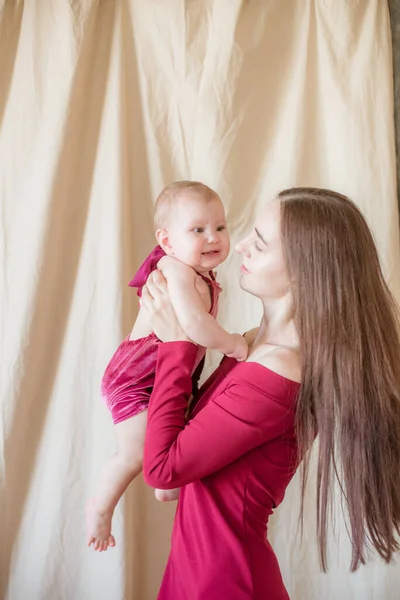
[101,245,222,425]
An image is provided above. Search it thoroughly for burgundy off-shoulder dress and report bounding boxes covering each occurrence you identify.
[143,341,300,600]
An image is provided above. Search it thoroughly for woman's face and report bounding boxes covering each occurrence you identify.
[235,200,290,300]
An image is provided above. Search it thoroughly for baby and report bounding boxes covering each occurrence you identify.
[87,181,248,551]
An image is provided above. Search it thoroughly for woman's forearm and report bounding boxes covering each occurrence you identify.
[143,341,197,487]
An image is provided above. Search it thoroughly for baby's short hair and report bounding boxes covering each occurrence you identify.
[154,181,220,229]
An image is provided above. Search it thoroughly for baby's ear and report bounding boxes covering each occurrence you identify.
[156,228,174,255]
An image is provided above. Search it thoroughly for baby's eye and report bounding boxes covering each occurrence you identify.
[217,225,226,231]
[193,227,204,233]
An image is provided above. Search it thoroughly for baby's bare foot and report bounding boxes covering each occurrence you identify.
[155,488,180,502]
[86,498,116,551]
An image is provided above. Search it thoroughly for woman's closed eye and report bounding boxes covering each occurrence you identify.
[254,241,262,252]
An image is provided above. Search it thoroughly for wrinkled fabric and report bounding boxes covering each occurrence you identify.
[1,1,400,599]
[101,334,160,424]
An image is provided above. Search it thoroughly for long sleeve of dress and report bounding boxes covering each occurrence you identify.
[143,342,297,490]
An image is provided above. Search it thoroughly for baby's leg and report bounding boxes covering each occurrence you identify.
[87,410,147,551]
[154,488,180,502]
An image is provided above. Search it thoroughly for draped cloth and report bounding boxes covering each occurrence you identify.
[1,1,399,599]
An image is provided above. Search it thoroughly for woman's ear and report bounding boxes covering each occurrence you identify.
[156,228,173,255]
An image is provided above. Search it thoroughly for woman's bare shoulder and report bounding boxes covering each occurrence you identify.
[248,344,301,384]
[243,328,258,345]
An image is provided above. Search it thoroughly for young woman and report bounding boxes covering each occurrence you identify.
[141,188,400,600]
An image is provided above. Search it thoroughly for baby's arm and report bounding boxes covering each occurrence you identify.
[157,257,247,361]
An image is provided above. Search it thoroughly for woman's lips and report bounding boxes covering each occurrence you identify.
[240,264,250,274]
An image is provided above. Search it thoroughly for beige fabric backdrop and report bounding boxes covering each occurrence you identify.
[1,0,400,598]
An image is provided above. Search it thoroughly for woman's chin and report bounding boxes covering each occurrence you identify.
[238,275,248,290]
[238,276,258,297]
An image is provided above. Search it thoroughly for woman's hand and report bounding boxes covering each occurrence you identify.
[140,270,192,343]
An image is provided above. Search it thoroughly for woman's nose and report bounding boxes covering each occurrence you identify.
[235,238,249,256]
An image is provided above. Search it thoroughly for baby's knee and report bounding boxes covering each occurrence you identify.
[117,445,143,473]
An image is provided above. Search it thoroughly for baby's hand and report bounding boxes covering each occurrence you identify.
[226,334,248,362]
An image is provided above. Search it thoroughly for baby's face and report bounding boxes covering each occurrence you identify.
[163,194,230,273]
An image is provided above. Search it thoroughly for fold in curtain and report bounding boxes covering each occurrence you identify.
[1,1,399,599]
[389,0,400,210]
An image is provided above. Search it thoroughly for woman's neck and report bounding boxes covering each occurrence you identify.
[255,296,299,350]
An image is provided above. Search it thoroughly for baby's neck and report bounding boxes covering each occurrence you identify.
[195,267,213,277]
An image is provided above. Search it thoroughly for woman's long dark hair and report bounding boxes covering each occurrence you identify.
[279,187,400,571]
